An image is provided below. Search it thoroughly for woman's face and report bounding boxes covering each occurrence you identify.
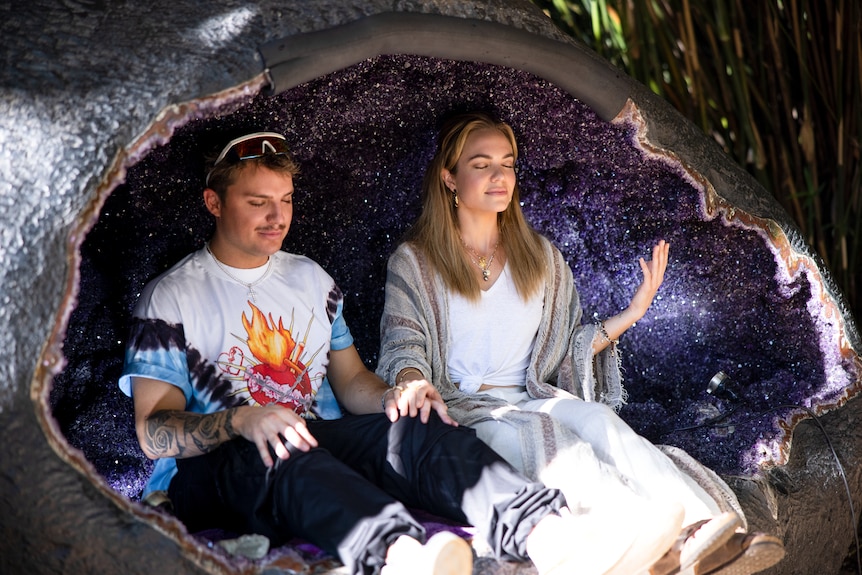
[442,127,516,218]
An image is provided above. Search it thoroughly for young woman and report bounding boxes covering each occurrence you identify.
[377,112,785,575]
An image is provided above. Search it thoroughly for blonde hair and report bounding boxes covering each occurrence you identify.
[406,111,547,300]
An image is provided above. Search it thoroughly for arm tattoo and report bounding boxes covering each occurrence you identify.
[145,409,238,458]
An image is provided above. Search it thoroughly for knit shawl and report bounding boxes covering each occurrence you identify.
[377,239,744,521]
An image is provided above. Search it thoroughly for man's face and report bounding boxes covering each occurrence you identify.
[204,164,294,267]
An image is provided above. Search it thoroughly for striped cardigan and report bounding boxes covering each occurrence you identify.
[376,238,744,520]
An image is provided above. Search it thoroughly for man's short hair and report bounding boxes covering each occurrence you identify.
[205,132,300,198]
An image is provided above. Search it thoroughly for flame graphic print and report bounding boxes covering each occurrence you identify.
[217,302,324,415]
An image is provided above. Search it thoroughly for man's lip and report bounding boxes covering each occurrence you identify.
[259,228,285,236]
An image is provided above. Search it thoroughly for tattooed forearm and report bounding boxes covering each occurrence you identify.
[145,409,238,458]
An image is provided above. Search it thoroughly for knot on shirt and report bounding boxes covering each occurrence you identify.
[458,375,484,395]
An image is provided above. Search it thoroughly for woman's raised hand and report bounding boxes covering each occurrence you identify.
[628,240,669,319]
[593,240,670,354]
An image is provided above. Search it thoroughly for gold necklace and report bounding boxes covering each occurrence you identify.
[205,243,272,302]
[460,236,499,281]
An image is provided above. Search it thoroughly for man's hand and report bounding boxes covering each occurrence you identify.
[132,377,317,468]
[382,377,458,427]
[234,404,318,468]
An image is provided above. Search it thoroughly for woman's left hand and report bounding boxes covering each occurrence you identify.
[593,240,671,354]
[628,240,669,319]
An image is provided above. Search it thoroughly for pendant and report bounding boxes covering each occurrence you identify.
[482,269,490,281]
[247,286,257,302]
[478,256,488,268]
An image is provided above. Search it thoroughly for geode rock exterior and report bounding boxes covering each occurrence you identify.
[2,1,860,574]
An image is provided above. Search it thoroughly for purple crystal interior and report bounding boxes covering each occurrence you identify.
[50,55,858,499]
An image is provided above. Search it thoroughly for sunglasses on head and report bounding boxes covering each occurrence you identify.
[206,132,290,186]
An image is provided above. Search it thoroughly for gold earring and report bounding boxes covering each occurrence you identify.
[452,188,459,208]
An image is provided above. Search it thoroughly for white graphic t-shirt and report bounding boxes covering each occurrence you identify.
[119,247,352,495]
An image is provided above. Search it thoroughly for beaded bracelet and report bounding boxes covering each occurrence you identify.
[597,321,619,346]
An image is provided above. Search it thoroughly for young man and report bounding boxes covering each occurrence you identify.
[119,132,684,575]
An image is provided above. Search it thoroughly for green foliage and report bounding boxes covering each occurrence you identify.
[532,0,861,319]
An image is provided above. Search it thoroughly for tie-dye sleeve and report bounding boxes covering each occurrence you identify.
[119,316,192,404]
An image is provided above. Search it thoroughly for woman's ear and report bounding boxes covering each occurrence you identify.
[441,169,455,192]
[203,188,221,218]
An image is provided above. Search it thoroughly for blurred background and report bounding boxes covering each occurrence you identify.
[530,0,860,321]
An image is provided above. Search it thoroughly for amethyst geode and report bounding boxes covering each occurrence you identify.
[51,55,861,502]
[4,2,860,573]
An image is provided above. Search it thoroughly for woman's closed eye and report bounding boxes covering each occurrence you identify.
[472,163,514,170]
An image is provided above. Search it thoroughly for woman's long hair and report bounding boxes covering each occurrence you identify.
[405,111,548,301]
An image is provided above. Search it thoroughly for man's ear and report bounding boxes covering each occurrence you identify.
[203,188,221,217]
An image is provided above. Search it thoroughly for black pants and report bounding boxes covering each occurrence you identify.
[168,412,565,575]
